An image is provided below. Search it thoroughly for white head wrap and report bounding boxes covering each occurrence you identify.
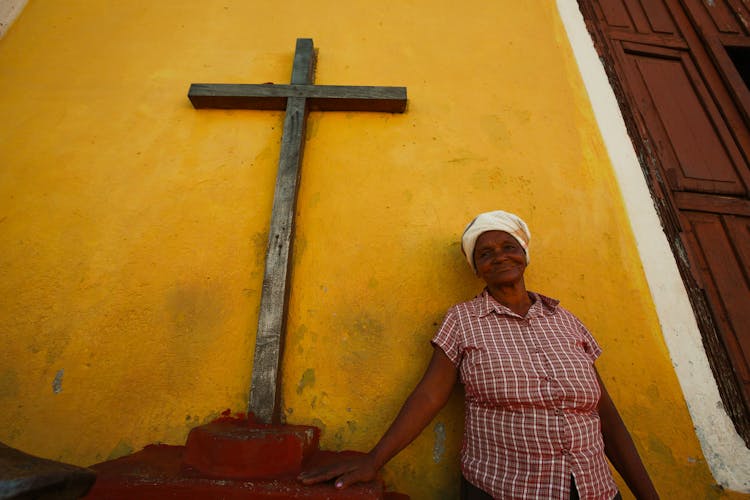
[461,210,531,273]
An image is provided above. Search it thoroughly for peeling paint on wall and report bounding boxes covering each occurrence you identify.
[52,369,64,394]
[297,368,315,395]
[433,422,446,463]
[107,439,134,461]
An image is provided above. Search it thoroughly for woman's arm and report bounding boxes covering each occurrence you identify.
[596,369,659,499]
[298,346,458,489]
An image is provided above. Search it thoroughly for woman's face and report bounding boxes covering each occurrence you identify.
[473,230,527,287]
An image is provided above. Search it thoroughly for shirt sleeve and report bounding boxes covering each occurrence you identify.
[431,306,462,366]
[576,317,603,363]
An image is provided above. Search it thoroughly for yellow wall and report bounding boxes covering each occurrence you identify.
[0,1,743,498]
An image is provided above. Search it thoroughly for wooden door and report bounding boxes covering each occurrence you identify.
[578,0,750,444]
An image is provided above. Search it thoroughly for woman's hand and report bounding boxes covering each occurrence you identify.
[297,452,380,489]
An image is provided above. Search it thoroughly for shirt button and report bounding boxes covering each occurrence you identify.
[554,408,563,415]
[561,448,569,455]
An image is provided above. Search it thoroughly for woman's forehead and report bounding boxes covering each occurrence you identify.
[475,230,515,246]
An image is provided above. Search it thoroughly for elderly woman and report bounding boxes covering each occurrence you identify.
[299,211,658,499]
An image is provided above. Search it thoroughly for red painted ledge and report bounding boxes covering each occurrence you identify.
[86,413,409,500]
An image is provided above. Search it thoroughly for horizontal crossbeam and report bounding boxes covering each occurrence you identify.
[188,83,407,112]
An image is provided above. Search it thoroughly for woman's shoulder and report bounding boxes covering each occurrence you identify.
[528,291,562,312]
[530,292,593,333]
[529,292,585,321]
[446,290,487,317]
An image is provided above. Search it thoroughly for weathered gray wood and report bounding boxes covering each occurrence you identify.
[290,38,315,85]
[189,38,407,424]
[247,38,316,425]
[188,84,407,112]
[249,95,308,424]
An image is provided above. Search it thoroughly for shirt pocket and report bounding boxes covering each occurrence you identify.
[461,347,543,408]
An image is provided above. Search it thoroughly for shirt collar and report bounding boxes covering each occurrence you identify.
[475,288,560,319]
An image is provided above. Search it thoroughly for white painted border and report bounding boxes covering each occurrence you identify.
[0,0,27,39]
[557,0,750,491]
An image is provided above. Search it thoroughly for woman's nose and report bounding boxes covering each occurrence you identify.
[491,250,506,262]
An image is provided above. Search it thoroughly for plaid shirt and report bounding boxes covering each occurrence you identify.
[432,289,618,500]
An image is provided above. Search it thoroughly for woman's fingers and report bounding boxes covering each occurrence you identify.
[298,465,346,484]
[335,465,377,489]
[297,455,377,488]
[297,460,358,485]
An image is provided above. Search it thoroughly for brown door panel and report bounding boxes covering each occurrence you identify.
[616,42,749,195]
[681,211,750,400]
[681,0,748,36]
[596,0,678,34]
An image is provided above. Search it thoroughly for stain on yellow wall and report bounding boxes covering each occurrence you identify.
[0,1,744,498]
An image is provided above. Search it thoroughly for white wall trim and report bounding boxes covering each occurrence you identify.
[557,0,750,492]
[0,0,27,39]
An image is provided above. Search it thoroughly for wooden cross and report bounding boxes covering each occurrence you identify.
[188,39,407,424]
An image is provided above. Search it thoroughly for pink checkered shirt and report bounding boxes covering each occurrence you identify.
[432,289,618,500]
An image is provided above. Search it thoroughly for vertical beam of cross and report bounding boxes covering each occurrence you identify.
[189,39,406,423]
[247,39,313,424]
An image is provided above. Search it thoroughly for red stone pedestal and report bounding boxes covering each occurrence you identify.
[182,416,320,479]
[86,414,409,500]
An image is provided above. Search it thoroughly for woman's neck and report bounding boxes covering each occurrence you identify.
[487,282,532,316]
